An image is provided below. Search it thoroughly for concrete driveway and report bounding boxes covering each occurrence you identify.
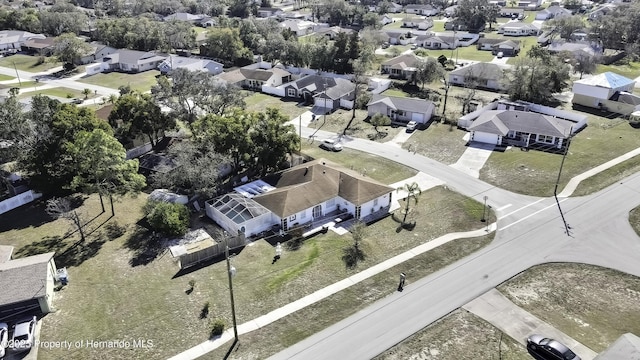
[463,289,598,360]
[449,141,495,178]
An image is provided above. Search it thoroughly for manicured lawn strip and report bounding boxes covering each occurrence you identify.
[498,263,640,353]
[0,54,61,72]
[374,309,530,360]
[382,88,410,97]
[306,108,405,143]
[425,46,494,62]
[77,70,161,93]
[206,233,494,359]
[596,62,640,79]
[572,155,640,196]
[431,20,445,32]
[403,121,469,165]
[18,87,89,100]
[244,92,309,119]
[480,116,640,196]
[0,74,14,81]
[3,178,494,359]
[300,143,417,184]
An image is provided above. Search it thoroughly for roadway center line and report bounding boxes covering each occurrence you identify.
[499,198,568,231]
[498,198,547,220]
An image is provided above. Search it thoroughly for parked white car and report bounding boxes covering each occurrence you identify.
[0,322,8,358]
[406,121,418,132]
[320,139,343,152]
[10,316,36,352]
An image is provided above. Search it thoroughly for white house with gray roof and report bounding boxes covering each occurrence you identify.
[367,94,435,124]
[158,55,223,75]
[459,99,587,150]
[283,75,355,110]
[0,30,44,53]
[0,250,58,321]
[448,62,508,92]
[98,49,167,73]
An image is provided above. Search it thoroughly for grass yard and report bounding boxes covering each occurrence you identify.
[77,70,160,93]
[18,87,93,100]
[306,108,404,143]
[244,92,309,119]
[402,121,469,165]
[0,74,14,81]
[0,54,61,73]
[572,155,640,196]
[0,182,495,359]
[300,143,417,184]
[381,88,410,97]
[499,263,640,353]
[374,309,530,360]
[431,19,445,32]
[425,46,495,62]
[480,115,640,196]
[596,62,640,80]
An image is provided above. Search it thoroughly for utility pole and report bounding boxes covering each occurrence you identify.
[553,128,572,236]
[12,61,21,86]
[225,236,238,343]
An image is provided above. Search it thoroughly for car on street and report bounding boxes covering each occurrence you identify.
[319,139,343,152]
[71,98,83,104]
[0,322,8,358]
[10,316,37,352]
[526,334,581,360]
[406,121,418,132]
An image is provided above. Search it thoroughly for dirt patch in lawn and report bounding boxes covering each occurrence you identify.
[498,263,640,353]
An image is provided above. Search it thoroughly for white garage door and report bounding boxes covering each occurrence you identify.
[314,98,331,108]
[472,131,500,145]
[411,112,424,123]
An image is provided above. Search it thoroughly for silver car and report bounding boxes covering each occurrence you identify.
[0,322,8,358]
[526,334,581,360]
[10,316,37,352]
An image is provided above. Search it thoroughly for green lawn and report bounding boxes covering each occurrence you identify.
[0,74,14,81]
[425,45,495,62]
[244,92,309,119]
[480,115,640,196]
[77,70,160,93]
[403,121,469,165]
[0,177,496,359]
[191,26,207,34]
[0,54,61,73]
[381,88,410,97]
[596,62,640,79]
[306,108,405,143]
[431,20,445,32]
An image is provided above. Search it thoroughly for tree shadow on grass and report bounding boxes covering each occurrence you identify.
[341,245,366,269]
[0,194,86,232]
[124,225,165,267]
[390,213,417,233]
[14,232,107,268]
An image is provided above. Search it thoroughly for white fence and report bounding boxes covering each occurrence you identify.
[340,98,354,109]
[0,190,42,215]
[262,85,285,97]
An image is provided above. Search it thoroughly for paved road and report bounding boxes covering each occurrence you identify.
[270,127,640,359]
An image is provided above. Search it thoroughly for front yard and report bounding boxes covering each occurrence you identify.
[0,54,61,73]
[244,92,309,119]
[77,70,161,93]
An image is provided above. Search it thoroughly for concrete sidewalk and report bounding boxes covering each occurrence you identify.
[463,288,598,360]
[167,225,496,360]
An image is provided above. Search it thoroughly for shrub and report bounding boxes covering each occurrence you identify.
[210,319,225,337]
[143,200,190,236]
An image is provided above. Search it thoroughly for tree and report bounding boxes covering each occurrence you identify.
[572,55,599,79]
[370,113,391,137]
[109,91,175,147]
[342,221,367,269]
[82,88,92,100]
[53,33,93,68]
[0,92,26,160]
[544,15,585,40]
[397,182,421,225]
[201,28,253,66]
[454,0,491,33]
[414,57,445,90]
[505,46,570,104]
[46,197,87,242]
[144,200,190,237]
[249,108,300,176]
[66,128,146,215]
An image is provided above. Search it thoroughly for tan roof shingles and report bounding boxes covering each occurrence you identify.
[0,252,54,306]
[254,159,393,218]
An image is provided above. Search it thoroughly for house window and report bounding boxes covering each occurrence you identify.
[290,214,296,221]
[537,134,554,143]
[287,88,297,97]
[373,198,379,207]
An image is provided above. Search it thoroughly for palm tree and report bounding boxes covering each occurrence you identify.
[397,181,422,225]
[82,88,92,99]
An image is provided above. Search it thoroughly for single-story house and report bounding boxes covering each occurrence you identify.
[402,19,434,30]
[158,55,223,75]
[383,31,417,45]
[588,3,616,20]
[76,43,117,65]
[477,38,520,56]
[218,67,292,91]
[444,5,458,16]
[280,19,317,37]
[380,53,422,79]
[448,62,508,92]
[546,41,600,61]
[99,49,167,73]
[498,21,541,36]
[380,14,394,26]
[500,7,524,17]
[257,7,284,17]
[163,12,213,26]
[282,75,355,110]
[416,34,456,49]
[0,249,58,322]
[367,94,435,124]
[517,0,542,9]
[316,26,355,40]
[0,30,45,52]
[458,99,587,150]
[405,4,440,16]
[535,5,573,20]
[21,36,56,56]
[572,72,638,113]
[206,159,394,236]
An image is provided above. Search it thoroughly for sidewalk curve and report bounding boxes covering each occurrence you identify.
[463,288,598,360]
[168,224,496,360]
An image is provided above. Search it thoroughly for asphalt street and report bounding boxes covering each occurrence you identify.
[270,126,640,360]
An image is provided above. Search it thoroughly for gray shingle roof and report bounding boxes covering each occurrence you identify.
[367,94,434,113]
[469,110,573,137]
[381,54,421,68]
[0,252,55,307]
[290,75,355,98]
[450,62,507,80]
